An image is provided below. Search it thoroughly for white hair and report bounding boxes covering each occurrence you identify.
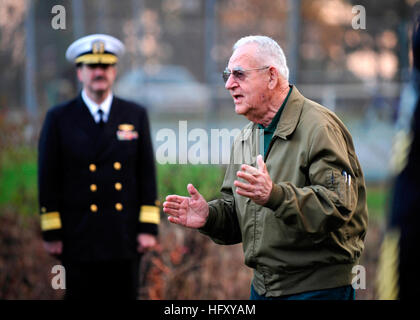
[233,35,289,80]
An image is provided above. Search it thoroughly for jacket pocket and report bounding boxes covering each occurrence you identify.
[326,168,356,216]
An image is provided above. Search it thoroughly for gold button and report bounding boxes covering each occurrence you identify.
[90,184,97,192]
[115,203,123,211]
[89,164,96,172]
[113,162,121,170]
[90,204,98,212]
[115,182,122,191]
[41,207,47,213]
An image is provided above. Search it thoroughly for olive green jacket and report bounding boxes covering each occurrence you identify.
[200,86,368,297]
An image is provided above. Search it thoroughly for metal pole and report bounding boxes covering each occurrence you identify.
[399,21,409,82]
[205,0,217,85]
[72,0,85,39]
[204,0,217,125]
[287,0,301,84]
[96,0,106,33]
[131,0,144,68]
[72,0,86,91]
[24,0,37,118]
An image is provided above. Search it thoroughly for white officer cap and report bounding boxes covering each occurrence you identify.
[65,34,125,65]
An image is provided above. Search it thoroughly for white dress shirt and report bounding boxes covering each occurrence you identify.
[81,90,113,123]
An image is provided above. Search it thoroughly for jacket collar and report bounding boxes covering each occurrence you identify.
[273,85,304,140]
[81,89,113,123]
[239,85,305,141]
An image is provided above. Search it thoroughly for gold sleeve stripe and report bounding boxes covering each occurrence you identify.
[376,229,400,300]
[139,205,160,224]
[40,212,62,231]
[75,53,118,64]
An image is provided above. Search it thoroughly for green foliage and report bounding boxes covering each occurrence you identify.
[366,185,390,222]
[0,146,38,216]
[157,164,225,202]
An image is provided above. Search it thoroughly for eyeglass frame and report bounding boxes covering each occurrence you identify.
[222,65,269,83]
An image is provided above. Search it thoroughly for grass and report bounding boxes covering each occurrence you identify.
[157,164,225,202]
[0,146,38,216]
[365,184,390,222]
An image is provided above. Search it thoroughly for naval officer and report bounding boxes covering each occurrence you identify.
[38,34,160,299]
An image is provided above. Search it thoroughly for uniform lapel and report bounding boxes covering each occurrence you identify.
[71,94,102,160]
[73,93,99,137]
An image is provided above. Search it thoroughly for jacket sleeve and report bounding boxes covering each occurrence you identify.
[264,124,360,240]
[198,159,242,245]
[38,110,63,241]
[136,108,159,235]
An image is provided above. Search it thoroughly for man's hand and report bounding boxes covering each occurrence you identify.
[163,184,209,229]
[43,240,63,256]
[234,154,273,205]
[137,233,157,253]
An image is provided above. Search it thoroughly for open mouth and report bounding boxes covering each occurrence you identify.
[232,94,244,102]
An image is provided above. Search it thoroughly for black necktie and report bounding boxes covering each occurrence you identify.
[98,109,105,127]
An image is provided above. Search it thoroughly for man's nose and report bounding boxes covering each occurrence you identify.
[92,67,106,77]
[93,67,105,73]
[225,73,238,90]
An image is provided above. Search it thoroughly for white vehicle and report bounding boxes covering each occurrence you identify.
[115,65,211,113]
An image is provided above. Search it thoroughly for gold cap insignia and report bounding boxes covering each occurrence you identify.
[92,40,105,54]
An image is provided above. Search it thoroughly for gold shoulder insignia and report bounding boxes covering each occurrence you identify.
[118,124,135,131]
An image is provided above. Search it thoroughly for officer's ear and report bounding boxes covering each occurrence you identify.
[111,64,117,76]
[76,64,85,82]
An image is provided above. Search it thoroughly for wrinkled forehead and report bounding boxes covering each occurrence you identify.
[228,43,261,70]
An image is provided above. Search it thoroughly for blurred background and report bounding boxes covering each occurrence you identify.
[0,0,417,299]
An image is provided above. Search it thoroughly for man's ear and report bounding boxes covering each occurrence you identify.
[268,66,279,90]
[76,65,83,82]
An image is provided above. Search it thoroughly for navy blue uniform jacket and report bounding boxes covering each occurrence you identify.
[38,94,160,262]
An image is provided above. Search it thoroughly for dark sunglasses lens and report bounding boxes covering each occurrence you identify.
[223,70,230,83]
[233,70,245,80]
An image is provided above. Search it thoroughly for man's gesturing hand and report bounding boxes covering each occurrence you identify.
[163,184,209,229]
[234,154,273,205]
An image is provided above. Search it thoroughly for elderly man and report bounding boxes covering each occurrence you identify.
[38,34,160,299]
[163,35,368,300]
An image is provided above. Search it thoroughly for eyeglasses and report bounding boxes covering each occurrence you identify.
[222,66,269,83]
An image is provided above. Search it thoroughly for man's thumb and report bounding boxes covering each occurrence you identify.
[257,154,266,172]
[187,184,200,199]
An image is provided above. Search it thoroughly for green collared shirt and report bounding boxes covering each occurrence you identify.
[258,86,292,157]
